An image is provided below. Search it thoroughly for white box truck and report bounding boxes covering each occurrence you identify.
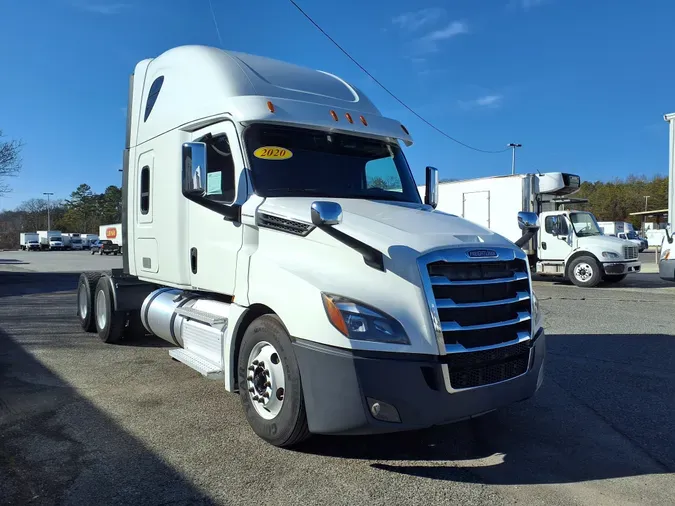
[82,234,99,249]
[62,232,84,250]
[597,221,646,251]
[19,232,40,251]
[75,45,546,447]
[660,113,675,281]
[421,173,641,287]
[37,230,64,251]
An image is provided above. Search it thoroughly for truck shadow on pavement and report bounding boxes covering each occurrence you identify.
[0,271,79,297]
[0,326,216,505]
[297,332,675,485]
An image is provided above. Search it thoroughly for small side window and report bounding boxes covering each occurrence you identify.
[144,76,164,122]
[140,166,150,215]
[545,216,557,234]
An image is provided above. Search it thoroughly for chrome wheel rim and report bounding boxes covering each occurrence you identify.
[246,341,285,420]
[78,284,88,319]
[96,289,107,330]
[574,262,593,282]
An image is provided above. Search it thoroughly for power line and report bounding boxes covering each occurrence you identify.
[287,0,509,154]
[208,0,223,47]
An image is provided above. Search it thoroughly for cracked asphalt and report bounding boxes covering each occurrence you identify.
[1,252,674,505]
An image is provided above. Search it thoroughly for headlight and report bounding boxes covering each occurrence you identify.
[532,290,543,329]
[601,251,620,259]
[321,293,410,345]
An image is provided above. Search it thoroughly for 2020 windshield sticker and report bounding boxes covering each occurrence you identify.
[253,146,293,160]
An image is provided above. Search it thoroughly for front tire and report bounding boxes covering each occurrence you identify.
[237,315,310,448]
[568,256,602,287]
[94,277,125,344]
[77,272,102,332]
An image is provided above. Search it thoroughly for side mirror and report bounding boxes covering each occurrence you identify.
[182,142,207,196]
[424,166,439,209]
[311,201,343,227]
[517,211,539,232]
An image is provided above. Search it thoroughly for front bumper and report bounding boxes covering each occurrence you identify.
[602,260,641,275]
[293,329,546,435]
[659,258,675,282]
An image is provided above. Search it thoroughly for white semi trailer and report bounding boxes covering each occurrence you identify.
[76,45,546,447]
[422,173,641,287]
[660,113,675,281]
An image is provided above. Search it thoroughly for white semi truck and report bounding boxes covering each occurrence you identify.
[422,173,641,287]
[37,230,64,251]
[660,113,675,281]
[75,45,546,447]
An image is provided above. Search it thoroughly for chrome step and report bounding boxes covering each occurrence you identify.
[174,306,228,327]
[169,348,224,380]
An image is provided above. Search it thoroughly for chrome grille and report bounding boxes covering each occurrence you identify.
[623,246,638,260]
[427,259,532,349]
[418,247,534,391]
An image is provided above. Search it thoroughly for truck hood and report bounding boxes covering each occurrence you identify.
[258,197,518,255]
[579,234,633,252]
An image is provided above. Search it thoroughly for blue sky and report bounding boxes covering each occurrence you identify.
[1,0,674,210]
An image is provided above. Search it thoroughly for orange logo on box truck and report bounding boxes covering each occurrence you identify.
[106,228,117,239]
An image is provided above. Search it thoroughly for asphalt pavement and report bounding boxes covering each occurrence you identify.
[1,253,674,505]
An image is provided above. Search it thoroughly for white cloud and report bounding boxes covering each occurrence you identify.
[392,8,445,31]
[423,21,469,42]
[459,94,504,109]
[72,2,129,15]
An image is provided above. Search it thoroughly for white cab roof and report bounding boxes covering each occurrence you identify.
[133,45,413,147]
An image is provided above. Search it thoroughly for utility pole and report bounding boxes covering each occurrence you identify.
[43,192,54,231]
[508,143,522,175]
[644,195,650,211]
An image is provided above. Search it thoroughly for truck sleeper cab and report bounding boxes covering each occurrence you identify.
[75,45,546,447]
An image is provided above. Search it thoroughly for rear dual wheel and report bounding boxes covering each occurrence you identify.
[76,273,125,343]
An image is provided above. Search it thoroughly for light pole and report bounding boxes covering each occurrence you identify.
[43,192,54,230]
[644,195,650,211]
[508,143,522,175]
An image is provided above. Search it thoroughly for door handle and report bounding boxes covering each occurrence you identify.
[190,247,198,274]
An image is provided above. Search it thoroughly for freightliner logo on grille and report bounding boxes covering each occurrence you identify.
[466,249,498,258]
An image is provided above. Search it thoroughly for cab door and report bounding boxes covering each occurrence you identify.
[186,120,246,295]
[539,214,573,261]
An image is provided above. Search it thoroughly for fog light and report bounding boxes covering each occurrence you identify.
[366,397,401,423]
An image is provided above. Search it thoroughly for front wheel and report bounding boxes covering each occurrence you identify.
[568,256,602,287]
[602,274,627,284]
[237,314,310,448]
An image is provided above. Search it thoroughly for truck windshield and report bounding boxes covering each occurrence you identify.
[570,212,602,237]
[243,123,422,203]
[626,231,639,240]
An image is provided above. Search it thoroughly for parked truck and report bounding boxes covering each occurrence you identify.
[597,222,646,252]
[75,45,546,447]
[82,234,99,250]
[99,224,123,252]
[37,230,64,251]
[421,173,641,287]
[660,113,675,281]
[62,232,84,250]
[19,232,40,251]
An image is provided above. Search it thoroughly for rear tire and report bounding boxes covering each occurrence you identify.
[94,277,125,344]
[602,274,627,283]
[568,256,602,287]
[77,272,102,332]
[237,314,310,448]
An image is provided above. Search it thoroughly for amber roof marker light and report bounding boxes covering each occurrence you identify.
[267,101,275,113]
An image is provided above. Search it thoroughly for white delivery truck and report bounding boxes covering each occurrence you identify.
[63,232,84,250]
[37,230,64,251]
[99,224,123,252]
[660,113,675,281]
[422,173,641,287]
[75,45,546,447]
[82,234,99,249]
[19,232,40,251]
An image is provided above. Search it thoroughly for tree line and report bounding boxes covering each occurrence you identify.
[0,184,122,250]
[571,174,668,229]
